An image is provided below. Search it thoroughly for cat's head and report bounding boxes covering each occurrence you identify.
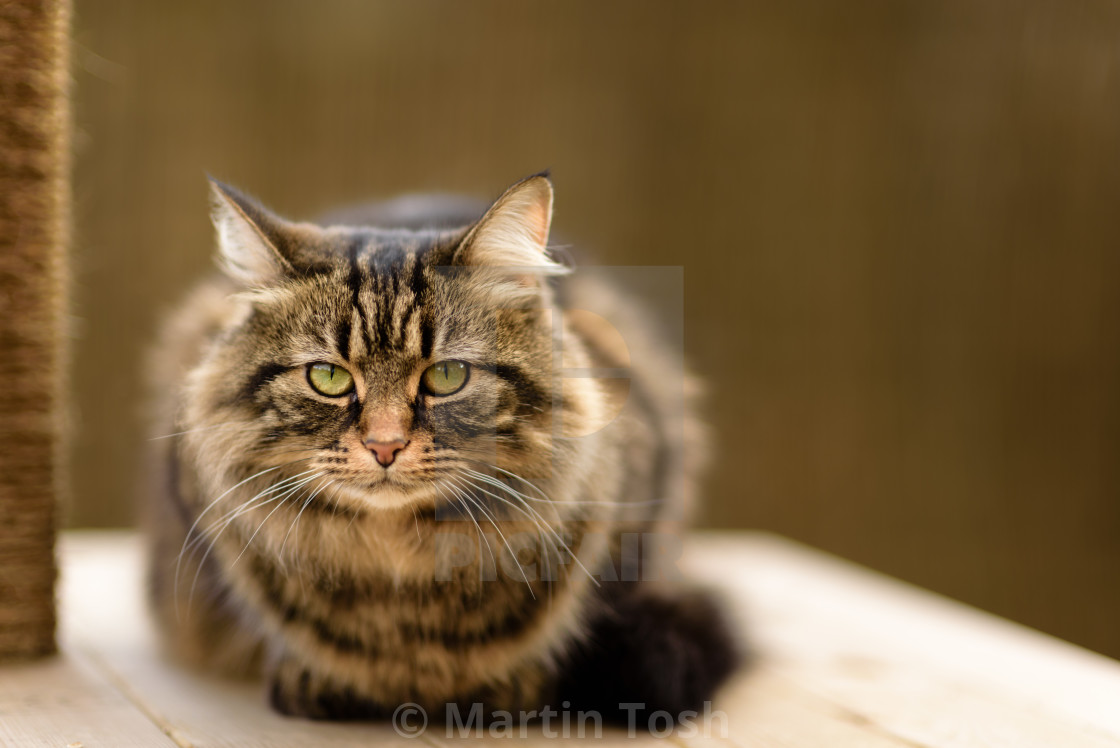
[181,175,604,515]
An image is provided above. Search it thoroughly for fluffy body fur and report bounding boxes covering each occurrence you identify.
[144,175,738,721]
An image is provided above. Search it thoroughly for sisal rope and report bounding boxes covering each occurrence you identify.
[0,0,71,660]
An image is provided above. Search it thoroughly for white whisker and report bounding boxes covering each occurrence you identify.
[436,480,496,581]
[279,478,334,569]
[455,469,599,588]
[232,474,324,568]
[446,475,535,599]
[173,460,315,619]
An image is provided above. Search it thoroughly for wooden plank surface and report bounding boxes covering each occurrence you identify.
[59,533,429,748]
[2,531,1113,747]
[0,650,177,748]
[687,535,1120,747]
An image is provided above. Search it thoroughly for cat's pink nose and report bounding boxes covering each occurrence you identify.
[365,438,409,467]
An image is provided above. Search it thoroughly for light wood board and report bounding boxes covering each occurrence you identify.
[0,531,1115,747]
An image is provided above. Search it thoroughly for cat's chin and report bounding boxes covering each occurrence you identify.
[331,480,439,513]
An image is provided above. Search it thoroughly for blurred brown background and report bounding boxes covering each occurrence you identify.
[71,1,1120,658]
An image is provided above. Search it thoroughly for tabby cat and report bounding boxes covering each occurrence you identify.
[144,173,739,722]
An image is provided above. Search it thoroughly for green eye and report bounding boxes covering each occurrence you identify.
[422,360,469,396]
[307,363,354,397]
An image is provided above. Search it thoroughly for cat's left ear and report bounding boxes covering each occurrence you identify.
[454,173,569,284]
[208,179,318,287]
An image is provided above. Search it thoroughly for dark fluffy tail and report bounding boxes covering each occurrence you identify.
[556,582,744,725]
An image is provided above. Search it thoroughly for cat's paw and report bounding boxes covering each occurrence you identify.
[558,584,744,723]
[267,661,386,721]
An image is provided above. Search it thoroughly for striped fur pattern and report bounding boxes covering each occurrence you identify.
[144,175,739,720]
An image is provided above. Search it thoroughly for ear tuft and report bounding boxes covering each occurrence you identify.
[208,179,295,287]
[456,174,567,277]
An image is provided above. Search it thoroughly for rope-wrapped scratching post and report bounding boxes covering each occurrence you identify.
[0,0,70,660]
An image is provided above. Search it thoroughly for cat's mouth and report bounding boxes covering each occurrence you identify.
[330,474,440,512]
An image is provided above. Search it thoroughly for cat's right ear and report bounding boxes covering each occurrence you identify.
[454,174,568,282]
[209,179,297,287]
